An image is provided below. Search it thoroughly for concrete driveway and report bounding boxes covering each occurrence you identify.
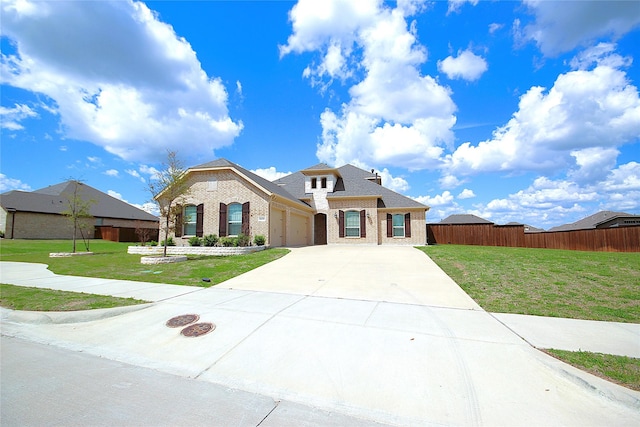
[2,246,639,426]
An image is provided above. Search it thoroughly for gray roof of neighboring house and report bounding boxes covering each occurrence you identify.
[548,210,634,231]
[274,163,427,209]
[1,181,158,222]
[190,159,311,209]
[437,214,493,225]
[505,222,545,232]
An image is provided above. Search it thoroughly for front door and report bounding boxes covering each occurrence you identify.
[314,213,327,245]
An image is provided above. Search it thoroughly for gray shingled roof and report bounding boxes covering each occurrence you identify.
[548,210,632,231]
[190,159,311,209]
[274,163,427,209]
[437,214,493,224]
[1,181,158,221]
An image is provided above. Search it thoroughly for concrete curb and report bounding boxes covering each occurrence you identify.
[0,303,154,324]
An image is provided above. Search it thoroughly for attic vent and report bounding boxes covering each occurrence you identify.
[208,178,218,191]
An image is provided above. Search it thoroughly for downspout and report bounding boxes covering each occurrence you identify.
[8,208,16,239]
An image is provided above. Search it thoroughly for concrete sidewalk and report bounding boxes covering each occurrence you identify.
[1,247,639,425]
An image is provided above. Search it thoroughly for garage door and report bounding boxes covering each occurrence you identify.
[289,213,309,247]
[270,208,284,247]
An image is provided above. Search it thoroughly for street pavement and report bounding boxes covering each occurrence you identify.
[1,246,639,426]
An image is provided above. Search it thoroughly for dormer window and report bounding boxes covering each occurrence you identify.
[321,177,327,188]
[311,177,317,189]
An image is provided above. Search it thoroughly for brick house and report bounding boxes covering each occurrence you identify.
[157,159,429,247]
[0,181,159,240]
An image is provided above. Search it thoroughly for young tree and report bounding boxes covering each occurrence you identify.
[61,180,96,253]
[148,151,191,257]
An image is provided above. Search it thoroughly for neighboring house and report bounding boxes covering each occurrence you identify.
[156,159,429,247]
[436,214,493,225]
[0,181,159,240]
[505,222,545,233]
[548,211,640,232]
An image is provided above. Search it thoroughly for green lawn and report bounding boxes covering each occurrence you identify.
[0,283,148,311]
[418,245,640,323]
[0,239,290,287]
[545,349,640,391]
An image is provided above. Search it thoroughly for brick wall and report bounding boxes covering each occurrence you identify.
[5,212,94,239]
[327,198,379,244]
[160,170,271,246]
[378,209,427,245]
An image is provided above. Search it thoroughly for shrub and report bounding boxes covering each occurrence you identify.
[0,231,5,238]
[237,233,251,247]
[149,240,158,246]
[188,236,202,246]
[203,234,219,247]
[220,236,237,247]
[254,234,266,246]
[161,237,176,246]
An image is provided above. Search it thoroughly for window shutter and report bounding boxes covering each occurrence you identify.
[242,202,250,235]
[405,213,411,238]
[360,210,366,238]
[196,204,204,237]
[338,210,345,238]
[219,203,227,237]
[386,213,392,238]
[175,205,183,237]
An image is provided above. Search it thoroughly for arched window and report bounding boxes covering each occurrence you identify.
[345,210,360,237]
[183,205,197,235]
[228,203,242,236]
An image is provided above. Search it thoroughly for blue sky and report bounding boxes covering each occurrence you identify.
[1,0,639,229]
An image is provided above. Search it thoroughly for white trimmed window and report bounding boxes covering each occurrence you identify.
[392,214,405,237]
[228,203,242,236]
[345,211,360,237]
[184,205,197,236]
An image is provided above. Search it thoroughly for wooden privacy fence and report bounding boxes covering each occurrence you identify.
[95,226,159,243]
[426,224,640,252]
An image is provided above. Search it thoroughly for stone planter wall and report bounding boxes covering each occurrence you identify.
[128,245,266,256]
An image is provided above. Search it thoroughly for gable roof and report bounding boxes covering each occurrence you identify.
[1,181,158,222]
[548,210,634,231]
[189,159,312,209]
[437,214,493,225]
[274,163,427,210]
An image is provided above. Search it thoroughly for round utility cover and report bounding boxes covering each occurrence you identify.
[166,314,199,328]
[181,322,215,337]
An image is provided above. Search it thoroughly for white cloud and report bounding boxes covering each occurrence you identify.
[87,156,100,164]
[283,0,457,170]
[470,161,640,228]
[378,168,410,193]
[126,169,145,183]
[0,103,37,130]
[521,0,640,56]
[447,0,478,15]
[438,50,488,81]
[568,146,619,185]
[445,48,640,177]
[139,164,160,179]
[414,190,455,207]
[488,23,503,34]
[457,188,475,199]
[439,174,465,189]
[107,190,123,200]
[0,0,242,162]
[0,174,31,191]
[134,202,160,217]
[105,169,119,177]
[251,167,292,181]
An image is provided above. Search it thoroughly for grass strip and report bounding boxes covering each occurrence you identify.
[418,245,640,323]
[0,240,290,287]
[0,283,148,311]
[545,349,640,391]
